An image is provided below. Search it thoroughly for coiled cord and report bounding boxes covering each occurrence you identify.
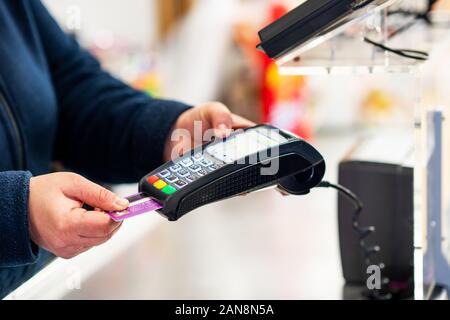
[317,181,392,300]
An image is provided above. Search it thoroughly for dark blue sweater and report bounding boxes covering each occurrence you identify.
[0,0,190,269]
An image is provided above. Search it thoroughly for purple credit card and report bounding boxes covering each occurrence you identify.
[106,193,162,221]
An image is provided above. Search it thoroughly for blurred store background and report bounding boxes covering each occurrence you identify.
[9,0,448,299]
[43,0,435,137]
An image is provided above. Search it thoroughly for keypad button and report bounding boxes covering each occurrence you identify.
[200,159,213,167]
[162,186,177,195]
[166,175,178,183]
[186,175,198,182]
[170,164,181,172]
[175,180,187,188]
[153,180,167,190]
[189,164,201,172]
[181,158,193,167]
[159,170,170,178]
[147,175,159,184]
[209,164,218,171]
[197,169,208,176]
[178,169,190,177]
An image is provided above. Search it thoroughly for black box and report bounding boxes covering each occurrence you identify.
[338,160,414,285]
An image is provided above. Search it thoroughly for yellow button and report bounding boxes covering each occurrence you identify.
[153,180,167,190]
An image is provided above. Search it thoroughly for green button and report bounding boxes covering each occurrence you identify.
[162,185,177,195]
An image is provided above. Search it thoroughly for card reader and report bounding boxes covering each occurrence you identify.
[257,0,377,59]
[135,125,325,221]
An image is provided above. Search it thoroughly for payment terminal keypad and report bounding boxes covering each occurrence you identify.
[147,153,223,195]
[189,164,202,172]
[166,175,178,183]
[178,169,190,177]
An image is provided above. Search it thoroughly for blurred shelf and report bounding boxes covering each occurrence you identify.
[278,51,423,76]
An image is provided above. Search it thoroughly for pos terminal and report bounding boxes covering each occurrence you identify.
[107,125,325,221]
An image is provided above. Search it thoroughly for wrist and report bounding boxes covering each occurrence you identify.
[27,176,40,248]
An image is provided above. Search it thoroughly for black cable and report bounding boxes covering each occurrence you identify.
[361,0,437,61]
[363,37,429,61]
[317,181,392,300]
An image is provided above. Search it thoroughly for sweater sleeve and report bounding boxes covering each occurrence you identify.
[0,171,40,268]
[29,1,191,184]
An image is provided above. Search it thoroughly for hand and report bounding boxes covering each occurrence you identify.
[28,172,129,259]
[164,102,255,161]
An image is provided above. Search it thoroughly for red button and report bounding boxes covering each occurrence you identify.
[147,175,159,184]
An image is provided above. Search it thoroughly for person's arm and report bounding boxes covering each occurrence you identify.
[29,0,191,184]
[0,171,38,267]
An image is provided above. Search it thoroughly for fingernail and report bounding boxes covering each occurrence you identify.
[115,198,129,208]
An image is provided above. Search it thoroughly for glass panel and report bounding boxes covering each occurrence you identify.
[275,0,403,67]
[275,1,449,76]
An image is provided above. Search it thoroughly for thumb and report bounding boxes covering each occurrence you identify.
[205,103,233,138]
[63,174,129,212]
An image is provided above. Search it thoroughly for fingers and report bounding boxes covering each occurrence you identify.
[203,103,234,138]
[78,222,122,248]
[231,114,256,129]
[58,245,93,259]
[77,231,117,248]
[73,210,122,238]
[30,172,126,260]
[62,174,129,212]
[55,211,122,259]
[203,103,256,138]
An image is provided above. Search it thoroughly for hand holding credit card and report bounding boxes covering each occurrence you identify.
[106,193,162,221]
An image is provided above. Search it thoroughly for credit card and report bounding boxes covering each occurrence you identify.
[106,193,162,221]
